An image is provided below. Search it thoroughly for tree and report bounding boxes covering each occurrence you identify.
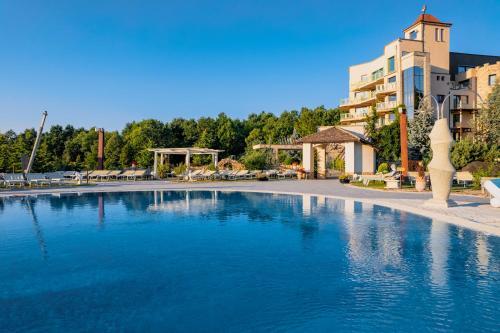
[104,132,123,169]
[364,106,378,141]
[408,101,435,162]
[476,84,500,145]
[295,106,340,137]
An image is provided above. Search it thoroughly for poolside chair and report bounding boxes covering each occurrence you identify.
[3,173,26,187]
[455,171,473,187]
[278,169,296,179]
[26,173,51,187]
[247,170,260,179]
[129,169,150,181]
[117,170,135,180]
[102,170,122,181]
[45,171,67,185]
[265,170,278,179]
[235,170,249,180]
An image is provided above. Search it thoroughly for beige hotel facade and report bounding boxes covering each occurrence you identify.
[339,12,500,141]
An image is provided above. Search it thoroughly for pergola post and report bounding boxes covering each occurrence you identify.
[213,153,218,169]
[153,151,158,177]
[160,153,164,166]
[185,151,191,169]
[302,143,314,176]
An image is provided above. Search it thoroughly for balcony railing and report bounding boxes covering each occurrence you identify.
[376,101,397,111]
[350,70,385,90]
[339,91,376,107]
[375,82,397,94]
[340,111,369,121]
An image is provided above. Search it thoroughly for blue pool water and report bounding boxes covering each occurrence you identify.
[0,191,499,332]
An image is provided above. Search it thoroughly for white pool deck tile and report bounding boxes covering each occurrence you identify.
[1,180,498,236]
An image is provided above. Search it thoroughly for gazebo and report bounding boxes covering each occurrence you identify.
[297,126,375,178]
[148,147,224,177]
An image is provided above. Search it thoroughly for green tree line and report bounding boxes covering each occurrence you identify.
[0,106,340,172]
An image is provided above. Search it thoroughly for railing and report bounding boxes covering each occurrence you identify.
[351,69,385,89]
[340,111,369,121]
[376,101,397,111]
[375,82,397,94]
[339,92,376,106]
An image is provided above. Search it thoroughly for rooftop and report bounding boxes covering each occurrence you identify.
[297,127,371,145]
[404,13,452,31]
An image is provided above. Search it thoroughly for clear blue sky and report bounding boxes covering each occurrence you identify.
[1,0,499,132]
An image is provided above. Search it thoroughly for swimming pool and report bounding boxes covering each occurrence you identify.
[0,191,498,332]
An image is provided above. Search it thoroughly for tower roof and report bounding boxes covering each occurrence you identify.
[404,13,452,31]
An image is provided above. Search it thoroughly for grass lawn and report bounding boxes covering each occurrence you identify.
[349,180,481,194]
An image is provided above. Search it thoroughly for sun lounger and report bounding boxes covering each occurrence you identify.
[483,178,500,208]
[455,171,473,187]
[226,170,246,180]
[26,173,51,187]
[116,170,135,180]
[129,169,150,181]
[44,171,67,185]
[101,170,122,180]
[3,173,26,187]
[265,170,278,179]
[278,169,297,179]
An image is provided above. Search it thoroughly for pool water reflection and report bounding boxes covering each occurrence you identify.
[0,191,498,332]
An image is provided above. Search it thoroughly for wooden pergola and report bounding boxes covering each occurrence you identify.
[148,147,224,177]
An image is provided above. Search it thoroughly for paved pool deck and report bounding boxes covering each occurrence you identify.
[1,179,499,236]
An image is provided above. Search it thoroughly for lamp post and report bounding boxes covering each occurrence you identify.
[398,106,409,177]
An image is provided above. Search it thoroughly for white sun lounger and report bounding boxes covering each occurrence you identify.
[483,179,500,208]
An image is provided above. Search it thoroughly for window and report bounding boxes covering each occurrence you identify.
[437,95,445,103]
[388,76,396,83]
[457,65,473,73]
[453,95,469,108]
[452,114,460,126]
[360,74,368,82]
[410,30,418,40]
[441,76,445,81]
[389,95,397,102]
[403,66,424,119]
[458,80,470,89]
[388,57,395,73]
[435,28,445,41]
[489,74,497,86]
[372,68,384,80]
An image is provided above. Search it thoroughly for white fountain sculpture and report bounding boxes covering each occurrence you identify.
[425,118,456,208]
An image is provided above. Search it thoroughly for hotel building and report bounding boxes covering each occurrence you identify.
[339,11,500,140]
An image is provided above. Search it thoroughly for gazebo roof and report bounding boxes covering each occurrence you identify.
[148,147,224,155]
[297,127,372,145]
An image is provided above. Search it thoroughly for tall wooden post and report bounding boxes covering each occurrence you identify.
[97,128,105,170]
[399,108,409,176]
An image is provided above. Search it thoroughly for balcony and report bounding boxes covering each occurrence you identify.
[375,82,397,96]
[376,101,397,112]
[339,92,377,110]
[340,111,369,122]
[350,70,385,91]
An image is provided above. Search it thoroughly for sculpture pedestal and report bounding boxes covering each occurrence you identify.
[424,198,457,208]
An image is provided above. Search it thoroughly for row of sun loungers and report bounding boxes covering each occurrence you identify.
[82,169,151,181]
[173,169,297,181]
[0,172,74,188]
[0,169,151,188]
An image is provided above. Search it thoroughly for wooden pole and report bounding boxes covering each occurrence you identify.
[399,109,409,177]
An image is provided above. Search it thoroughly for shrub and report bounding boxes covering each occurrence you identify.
[157,163,171,178]
[377,162,389,174]
[333,158,345,171]
[450,139,489,170]
[173,163,187,175]
[241,150,272,170]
